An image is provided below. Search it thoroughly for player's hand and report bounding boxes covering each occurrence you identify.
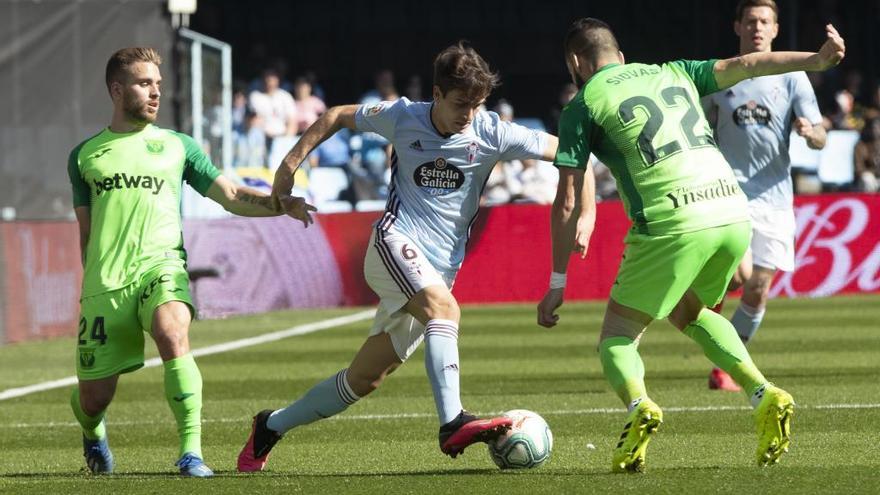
[278,195,317,228]
[794,117,814,137]
[537,288,564,328]
[816,24,845,70]
[574,220,592,259]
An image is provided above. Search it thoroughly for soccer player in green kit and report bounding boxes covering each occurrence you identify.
[67,47,315,476]
[537,19,844,471]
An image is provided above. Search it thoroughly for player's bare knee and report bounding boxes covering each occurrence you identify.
[152,322,190,358]
[423,293,460,322]
[80,388,114,415]
[743,274,772,308]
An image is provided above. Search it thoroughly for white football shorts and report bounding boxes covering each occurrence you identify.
[747,204,796,272]
[363,229,453,361]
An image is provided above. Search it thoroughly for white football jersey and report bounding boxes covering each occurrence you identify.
[702,72,822,209]
[355,98,548,279]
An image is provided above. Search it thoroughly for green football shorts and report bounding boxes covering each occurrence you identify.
[76,261,194,380]
[610,221,751,320]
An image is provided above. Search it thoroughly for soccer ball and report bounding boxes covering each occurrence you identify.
[487,409,553,469]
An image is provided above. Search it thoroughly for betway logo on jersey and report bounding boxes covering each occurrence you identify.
[413,158,465,196]
[93,173,166,196]
[666,178,740,209]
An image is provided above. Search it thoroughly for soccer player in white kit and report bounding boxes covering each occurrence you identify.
[237,42,560,471]
[701,0,827,391]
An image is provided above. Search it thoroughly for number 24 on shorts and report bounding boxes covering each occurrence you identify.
[78,316,108,345]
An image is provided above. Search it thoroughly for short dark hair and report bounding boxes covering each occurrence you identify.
[433,41,499,102]
[563,18,620,63]
[105,47,161,92]
[735,0,779,22]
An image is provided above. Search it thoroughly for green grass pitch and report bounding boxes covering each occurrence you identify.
[1,295,878,494]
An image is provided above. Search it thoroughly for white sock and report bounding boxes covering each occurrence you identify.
[627,397,644,413]
[424,319,462,425]
[749,383,768,409]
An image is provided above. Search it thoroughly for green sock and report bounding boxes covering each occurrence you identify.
[682,308,767,395]
[70,388,106,441]
[163,354,203,458]
[599,336,648,406]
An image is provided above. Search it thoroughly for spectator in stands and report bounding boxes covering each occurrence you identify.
[854,117,880,192]
[406,74,424,101]
[304,70,326,101]
[353,70,398,200]
[360,69,396,105]
[308,128,352,169]
[292,77,327,134]
[544,83,578,135]
[483,100,558,205]
[867,82,880,120]
[249,69,298,166]
[233,111,267,169]
[232,88,248,135]
[483,100,522,204]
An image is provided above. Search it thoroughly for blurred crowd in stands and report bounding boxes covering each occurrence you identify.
[227,65,880,213]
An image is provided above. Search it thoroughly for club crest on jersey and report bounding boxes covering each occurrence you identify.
[466,141,479,163]
[145,139,165,154]
[413,158,465,196]
[733,101,771,126]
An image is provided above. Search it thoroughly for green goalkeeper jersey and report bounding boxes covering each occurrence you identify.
[555,60,749,235]
[68,124,220,297]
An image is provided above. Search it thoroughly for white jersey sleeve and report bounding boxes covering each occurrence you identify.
[496,119,549,162]
[790,72,823,125]
[354,98,410,141]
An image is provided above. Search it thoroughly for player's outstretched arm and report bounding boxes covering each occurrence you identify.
[538,167,591,328]
[714,24,845,90]
[206,175,317,227]
[272,104,360,204]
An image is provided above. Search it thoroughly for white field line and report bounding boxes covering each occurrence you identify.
[4,403,879,429]
[0,309,377,402]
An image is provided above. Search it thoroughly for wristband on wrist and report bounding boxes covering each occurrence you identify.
[549,271,567,289]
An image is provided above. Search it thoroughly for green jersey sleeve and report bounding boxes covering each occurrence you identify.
[176,132,221,196]
[68,144,91,207]
[554,95,593,169]
[670,59,719,97]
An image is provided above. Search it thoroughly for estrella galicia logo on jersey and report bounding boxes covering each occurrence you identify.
[145,139,165,154]
[79,349,96,369]
[413,158,465,196]
[732,100,771,126]
[666,178,741,209]
[93,173,165,196]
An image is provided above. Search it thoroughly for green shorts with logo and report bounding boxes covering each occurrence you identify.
[76,261,194,380]
[610,222,751,320]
